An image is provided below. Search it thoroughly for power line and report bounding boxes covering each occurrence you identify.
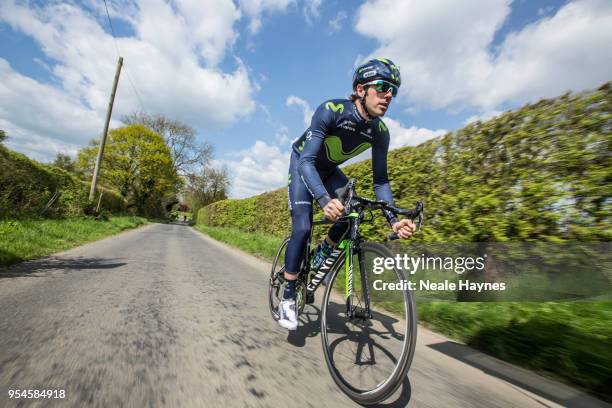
[102,0,120,56]
[123,62,147,113]
[102,0,146,113]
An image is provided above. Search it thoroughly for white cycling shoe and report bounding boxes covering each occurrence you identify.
[278,299,298,330]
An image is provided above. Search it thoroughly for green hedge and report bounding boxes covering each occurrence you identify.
[198,83,611,244]
[0,145,126,218]
[197,189,292,236]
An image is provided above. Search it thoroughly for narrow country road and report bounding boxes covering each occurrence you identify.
[0,223,608,407]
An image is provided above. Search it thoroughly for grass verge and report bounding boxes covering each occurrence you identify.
[418,301,611,401]
[195,225,611,402]
[195,225,283,261]
[0,216,147,268]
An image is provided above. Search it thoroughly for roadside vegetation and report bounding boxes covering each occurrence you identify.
[418,301,611,401]
[0,112,229,268]
[0,216,147,268]
[194,84,612,401]
[195,225,283,261]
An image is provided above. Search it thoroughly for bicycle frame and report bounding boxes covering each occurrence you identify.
[306,209,373,320]
[299,177,423,320]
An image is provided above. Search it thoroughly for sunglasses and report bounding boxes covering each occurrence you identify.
[363,80,398,97]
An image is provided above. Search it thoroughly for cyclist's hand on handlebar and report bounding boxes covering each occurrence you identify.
[324,199,345,222]
[392,219,416,239]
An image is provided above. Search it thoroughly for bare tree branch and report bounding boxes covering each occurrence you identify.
[182,166,230,213]
[121,112,213,176]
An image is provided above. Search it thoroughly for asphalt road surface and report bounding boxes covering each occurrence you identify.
[0,223,608,407]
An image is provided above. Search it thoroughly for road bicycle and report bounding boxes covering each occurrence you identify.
[268,179,424,405]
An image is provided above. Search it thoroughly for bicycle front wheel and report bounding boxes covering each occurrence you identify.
[320,242,417,405]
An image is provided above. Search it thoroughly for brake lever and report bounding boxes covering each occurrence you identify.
[388,201,424,240]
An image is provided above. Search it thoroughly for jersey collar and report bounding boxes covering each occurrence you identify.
[351,101,371,124]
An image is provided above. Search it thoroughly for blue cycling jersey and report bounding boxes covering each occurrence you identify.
[291,98,397,223]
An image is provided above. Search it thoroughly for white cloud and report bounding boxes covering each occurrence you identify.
[258,103,292,146]
[303,0,323,25]
[484,0,612,108]
[0,0,256,161]
[124,0,242,67]
[275,124,291,146]
[237,0,317,32]
[286,95,313,127]
[223,140,289,198]
[174,0,241,67]
[464,110,503,125]
[538,6,555,16]
[327,10,347,34]
[355,0,612,113]
[384,117,446,149]
[0,58,104,162]
[239,0,293,33]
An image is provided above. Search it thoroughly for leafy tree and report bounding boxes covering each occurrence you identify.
[183,166,229,214]
[121,112,213,176]
[0,129,7,144]
[51,153,75,172]
[76,124,180,216]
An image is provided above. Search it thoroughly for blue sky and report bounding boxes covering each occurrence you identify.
[1,0,610,197]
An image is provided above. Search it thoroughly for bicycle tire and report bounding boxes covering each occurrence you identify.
[320,242,417,405]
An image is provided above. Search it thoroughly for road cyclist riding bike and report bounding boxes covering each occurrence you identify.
[269,177,423,404]
[268,59,424,403]
[278,58,416,330]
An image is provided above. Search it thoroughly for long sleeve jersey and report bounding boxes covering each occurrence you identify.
[291,98,397,224]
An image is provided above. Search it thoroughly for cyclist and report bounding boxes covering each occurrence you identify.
[278,58,417,330]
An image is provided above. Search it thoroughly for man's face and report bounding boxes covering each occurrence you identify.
[357,83,393,117]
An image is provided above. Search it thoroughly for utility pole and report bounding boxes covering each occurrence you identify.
[89,56,123,201]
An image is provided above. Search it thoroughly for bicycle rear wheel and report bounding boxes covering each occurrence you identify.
[268,237,290,321]
[320,242,417,405]
[269,237,308,321]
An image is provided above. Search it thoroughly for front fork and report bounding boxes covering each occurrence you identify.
[359,247,373,319]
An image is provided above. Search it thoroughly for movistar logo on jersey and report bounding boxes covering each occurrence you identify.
[324,136,371,164]
[378,120,388,132]
[326,102,344,113]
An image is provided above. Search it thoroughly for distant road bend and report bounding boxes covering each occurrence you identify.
[0,223,608,407]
